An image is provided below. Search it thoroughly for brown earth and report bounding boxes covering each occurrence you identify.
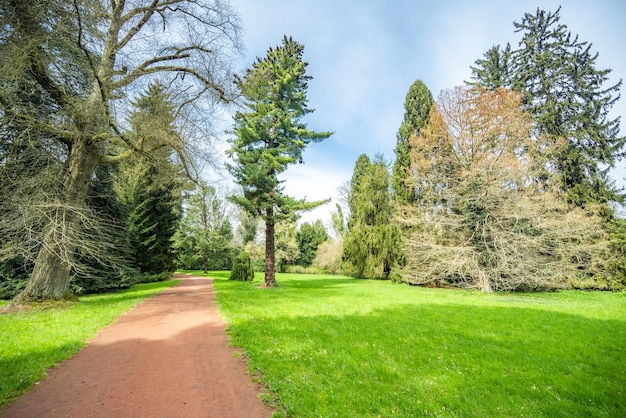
[0,274,274,418]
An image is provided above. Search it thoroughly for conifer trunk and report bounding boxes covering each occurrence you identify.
[264,207,276,287]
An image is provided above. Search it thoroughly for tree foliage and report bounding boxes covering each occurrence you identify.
[174,183,235,272]
[469,7,624,207]
[398,86,608,291]
[392,80,434,204]
[230,251,254,281]
[343,154,402,279]
[227,36,332,287]
[295,220,329,267]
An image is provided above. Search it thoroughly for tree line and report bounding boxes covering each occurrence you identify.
[1,3,624,303]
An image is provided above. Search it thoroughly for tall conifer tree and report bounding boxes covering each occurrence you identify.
[343,154,402,279]
[227,36,332,287]
[392,80,433,204]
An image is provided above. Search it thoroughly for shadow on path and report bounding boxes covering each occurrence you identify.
[1,275,273,418]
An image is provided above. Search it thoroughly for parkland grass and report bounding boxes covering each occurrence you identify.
[0,280,179,408]
[210,271,625,417]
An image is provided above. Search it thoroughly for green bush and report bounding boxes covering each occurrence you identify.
[230,252,254,281]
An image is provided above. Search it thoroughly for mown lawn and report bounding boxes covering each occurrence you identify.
[209,271,626,418]
[0,280,179,408]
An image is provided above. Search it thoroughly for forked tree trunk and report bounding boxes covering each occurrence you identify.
[13,137,100,304]
[264,207,276,287]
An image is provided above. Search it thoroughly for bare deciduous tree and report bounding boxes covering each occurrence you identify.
[397,86,608,291]
[0,0,241,303]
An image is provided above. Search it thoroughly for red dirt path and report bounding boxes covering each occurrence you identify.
[0,274,274,418]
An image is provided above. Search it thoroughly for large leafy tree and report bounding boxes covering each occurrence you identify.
[227,36,332,287]
[0,0,241,303]
[343,154,402,279]
[392,80,434,204]
[469,7,624,207]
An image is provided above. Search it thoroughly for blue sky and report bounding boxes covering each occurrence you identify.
[225,0,626,226]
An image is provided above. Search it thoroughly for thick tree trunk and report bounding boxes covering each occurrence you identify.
[13,138,100,304]
[264,207,276,287]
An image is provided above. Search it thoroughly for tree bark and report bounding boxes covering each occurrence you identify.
[13,137,101,303]
[264,207,276,287]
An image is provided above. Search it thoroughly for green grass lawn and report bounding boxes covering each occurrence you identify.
[209,271,626,418]
[0,280,179,408]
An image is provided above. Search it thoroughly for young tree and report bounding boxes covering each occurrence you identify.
[392,80,434,204]
[343,154,402,279]
[0,0,241,303]
[398,86,608,291]
[227,36,332,287]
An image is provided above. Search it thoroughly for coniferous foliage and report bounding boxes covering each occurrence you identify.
[118,83,184,275]
[127,167,181,274]
[469,7,624,207]
[392,80,434,204]
[343,154,402,279]
[230,251,254,281]
[227,36,332,287]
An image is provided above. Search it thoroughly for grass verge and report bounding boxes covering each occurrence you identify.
[0,279,179,408]
[208,271,625,417]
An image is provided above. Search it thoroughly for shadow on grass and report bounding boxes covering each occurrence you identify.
[223,296,625,417]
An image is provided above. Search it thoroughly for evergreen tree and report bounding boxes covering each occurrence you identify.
[468,43,515,90]
[127,167,181,274]
[343,154,402,279]
[392,80,434,204]
[470,7,624,207]
[118,83,184,275]
[227,36,332,287]
[295,220,329,267]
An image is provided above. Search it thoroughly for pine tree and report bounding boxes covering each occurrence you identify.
[392,80,433,204]
[227,36,332,287]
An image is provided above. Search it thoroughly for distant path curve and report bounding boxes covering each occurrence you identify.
[1,274,273,418]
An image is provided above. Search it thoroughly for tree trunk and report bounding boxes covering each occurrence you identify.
[264,207,276,287]
[13,138,100,304]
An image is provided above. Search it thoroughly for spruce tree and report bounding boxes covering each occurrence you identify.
[119,83,183,275]
[392,80,434,204]
[468,43,515,90]
[470,7,624,207]
[227,36,332,287]
[343,154,402,279]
